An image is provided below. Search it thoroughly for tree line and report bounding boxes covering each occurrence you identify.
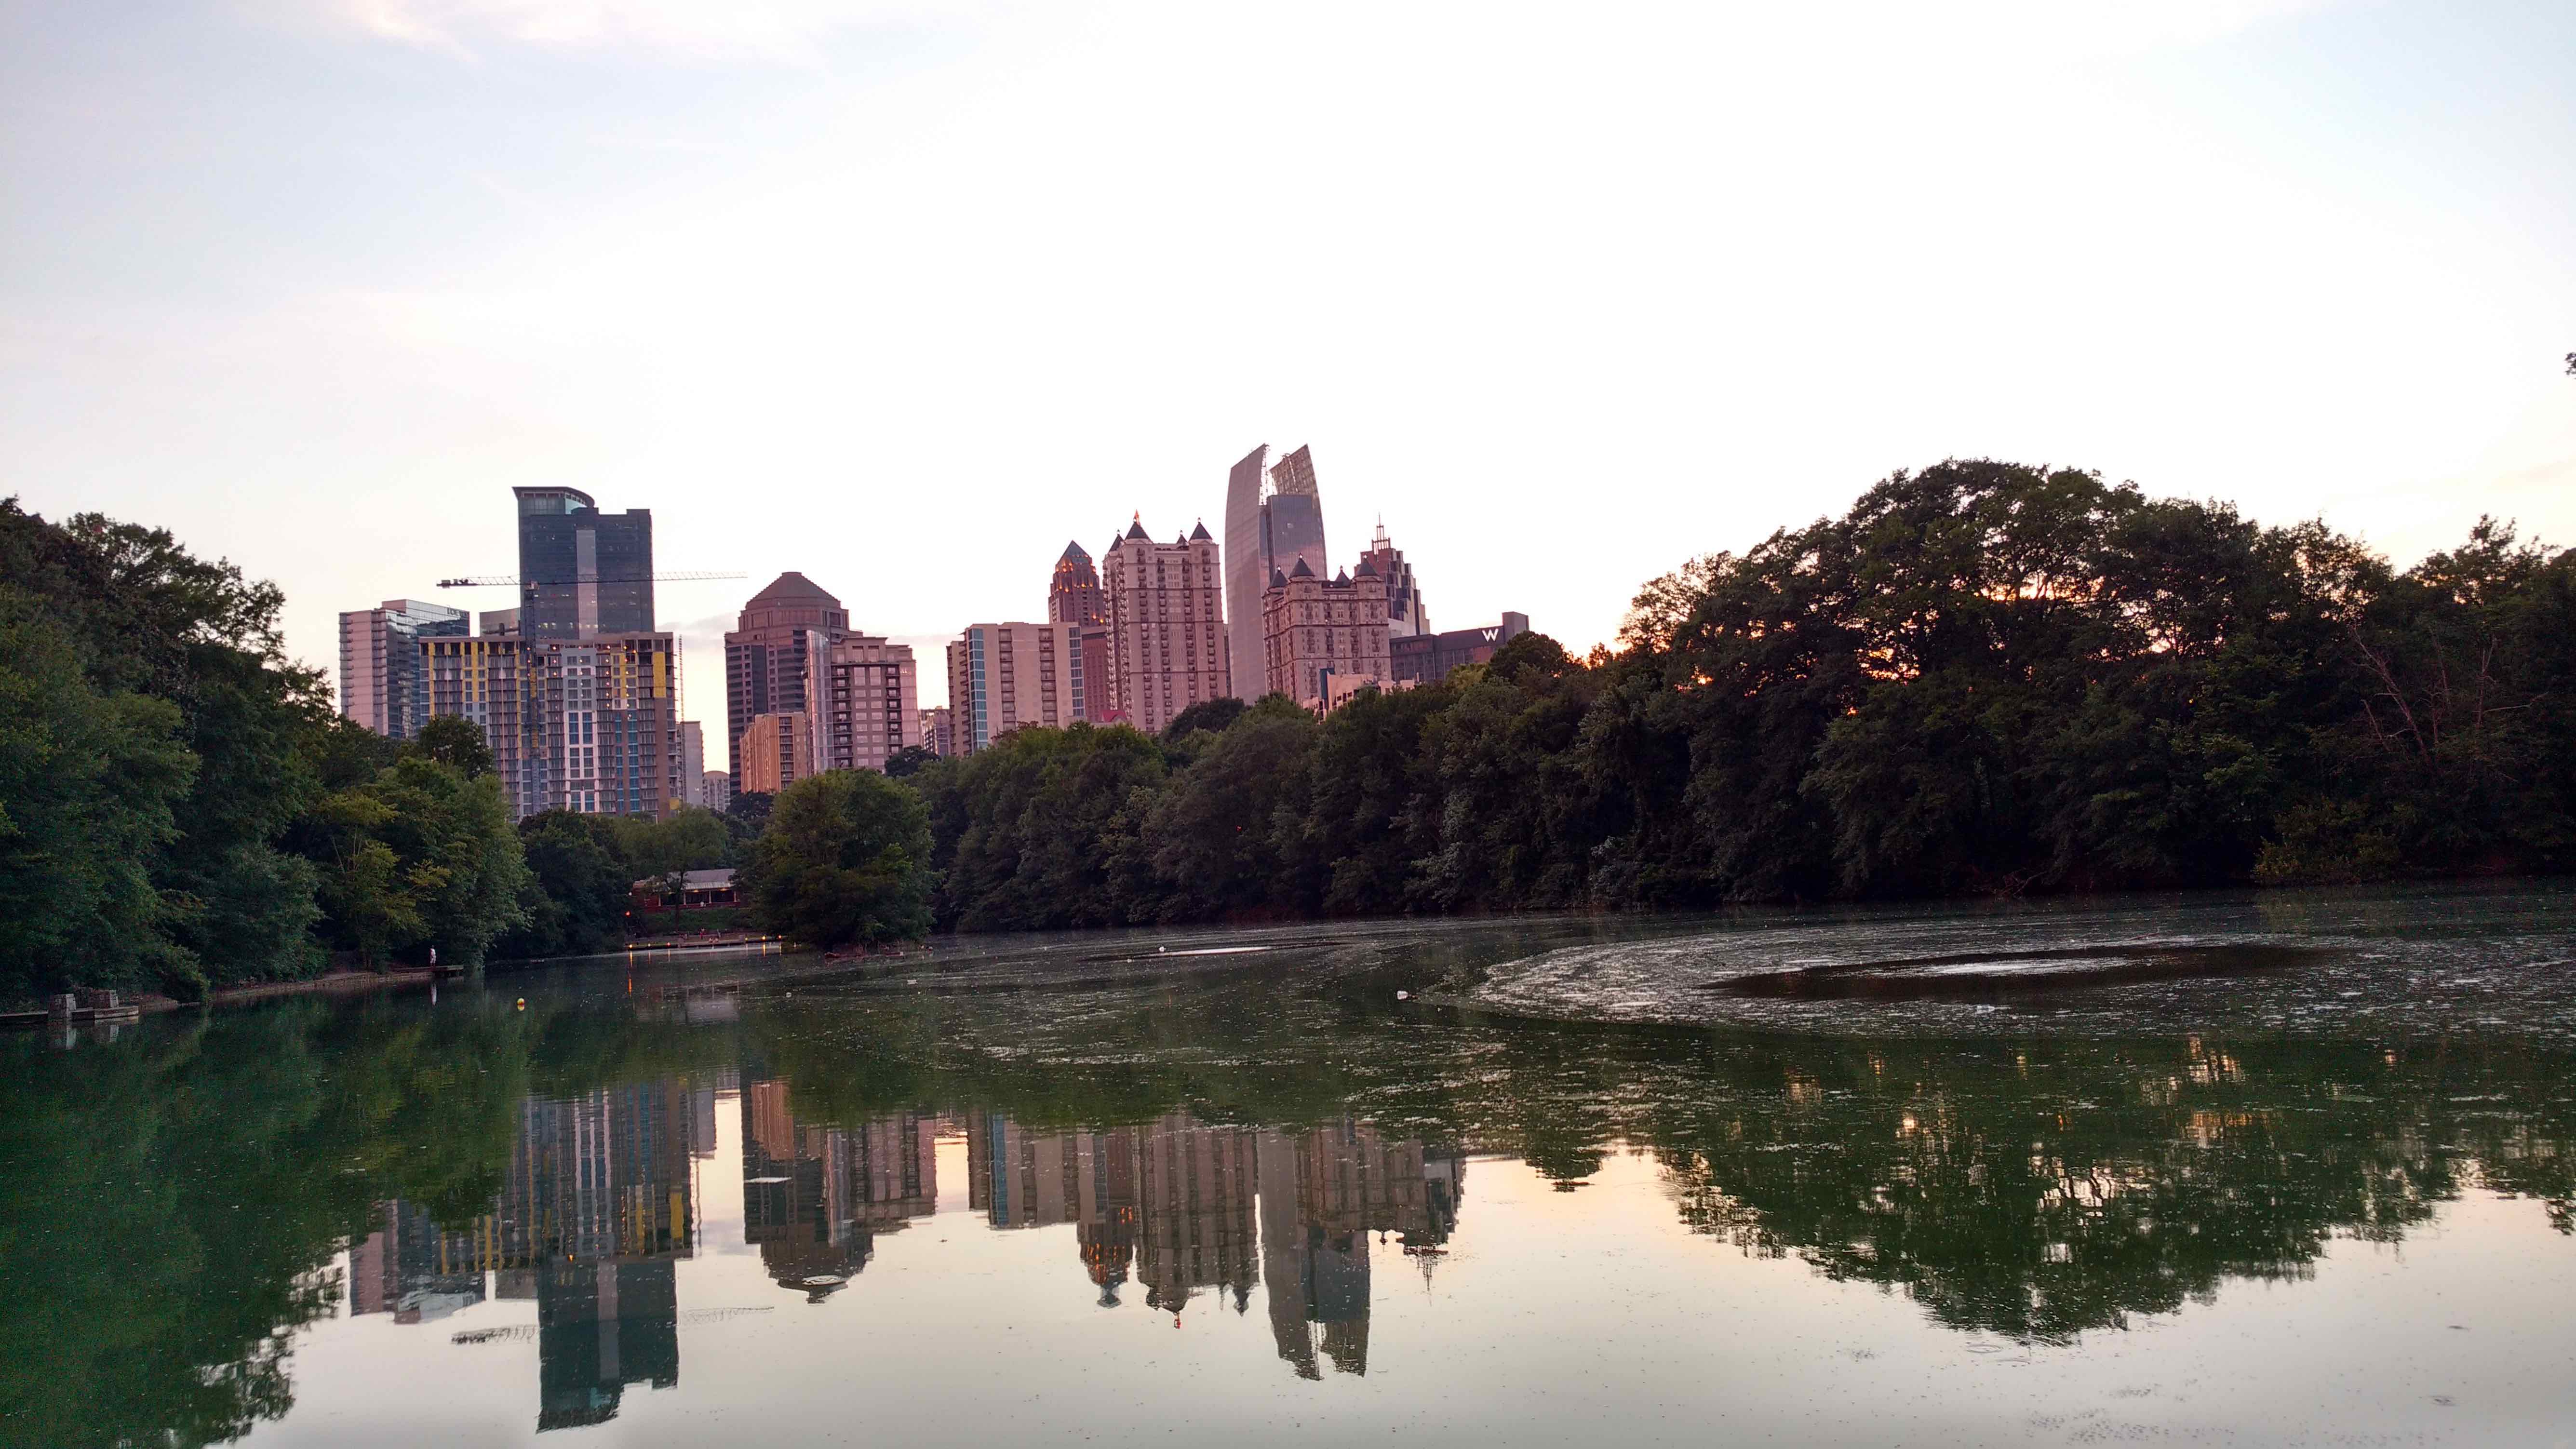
[7,458,2572,993]
[903,459,2574,929]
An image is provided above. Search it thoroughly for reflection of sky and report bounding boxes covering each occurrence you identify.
[260,1128,2574,1445]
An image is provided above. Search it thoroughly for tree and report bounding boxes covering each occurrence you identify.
[410,714,495,779]
[1160,696,1248,742]
[0,590,198,997]
[496,811,633,958]
[741,770,935,947]
[728,790,775,833]
[884,745,938,778]
[309,757,528,967]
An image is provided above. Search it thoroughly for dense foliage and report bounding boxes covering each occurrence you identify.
[740,770,937,947]
[9,459,2569,993]
[913,461,2576,926]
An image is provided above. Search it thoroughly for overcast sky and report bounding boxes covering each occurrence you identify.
[6,0,2571,770]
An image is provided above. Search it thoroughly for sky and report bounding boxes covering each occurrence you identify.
[5,0,2572,771]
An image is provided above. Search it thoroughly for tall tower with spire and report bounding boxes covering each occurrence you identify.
[1047,541,1109,627]
[1358,519,1430,637]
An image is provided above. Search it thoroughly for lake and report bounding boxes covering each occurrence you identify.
[5,884,2573,1447]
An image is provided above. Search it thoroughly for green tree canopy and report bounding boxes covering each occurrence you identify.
[742,770,935,947]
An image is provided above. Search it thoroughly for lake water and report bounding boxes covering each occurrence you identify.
[6,885,2574,1447]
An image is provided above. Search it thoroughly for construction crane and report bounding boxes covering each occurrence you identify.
[434,571,747,588]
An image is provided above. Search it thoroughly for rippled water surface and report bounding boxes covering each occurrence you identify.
[5,884,2574,1447]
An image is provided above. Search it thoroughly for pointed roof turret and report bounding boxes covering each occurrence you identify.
[1270,567,1288,589]
[1060,540,1091,563]
[1124,511,1149,541]
[1334,567,1351,585]
[1353,554,1378,578]
[1289,558,1315,579]
[1190,520,1213,541]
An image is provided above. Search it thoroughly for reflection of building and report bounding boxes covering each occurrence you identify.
[348,1199,485,1324]
[960,1110,1463,1366]
[1105,518,1228,734]
[339,598,469,739]
[743,1080,938,1302]
[1389,612,1530,684]
[1261,1122,1464,1379]
[349,1074,714,1434]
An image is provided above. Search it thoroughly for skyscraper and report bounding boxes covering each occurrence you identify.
[946,622,1089,752]
[801,632,919,773]
[1048,541,1108,626]
[513,487,655,639]
[1104,518,1228,735]
[423,634,533,816]
[1261,557,1392,706]
[678,722,705,806]
[724,573,848,773]
[523,634,686,818]
[338,598,470,738]
[736,711,807,795]
[1357,522,1430,637]
[1223,444,1328,701]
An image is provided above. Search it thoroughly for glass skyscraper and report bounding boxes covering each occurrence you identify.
[514,486,655,639]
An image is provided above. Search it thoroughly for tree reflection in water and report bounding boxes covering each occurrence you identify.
[2,963,2572,1446]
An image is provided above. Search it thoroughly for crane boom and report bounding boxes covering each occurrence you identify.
[434,571,747,588]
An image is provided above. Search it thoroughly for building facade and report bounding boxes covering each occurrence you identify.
[801,633,919,774]
[724,573,848,774]
[1223,444,1329,701]
[736,711,807,796]
[1389,612,1531,684]
[679,722,705,807]
[522,634,686,818]
[423,635,533,815]
[514,486,655,640]
[1048,541,1109,626]
[339,598,470,738]
[1261,558,1392,706]
[916,707,956,758]
[1356,522,1430,637]
[698,769,733,813]
[1104,519,1228,736]
[946,622,1090,752]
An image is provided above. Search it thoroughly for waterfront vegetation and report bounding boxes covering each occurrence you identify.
[7,457,2574,997]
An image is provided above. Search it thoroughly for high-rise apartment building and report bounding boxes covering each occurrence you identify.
[1356,522,1430,637]
[426,631,686,819]
[698,770,733,812]
[1048,542,1109,626]
[946,622,1091,752]
[801,633,918,774]
[1389,612,1531,684]
[514,487,655,640]
[523,634,685,818]
[916,707,956,758]
[679,722,705,807]
[1223,444,1328,701]
[724,573,848,773]
[1103,520,1228,736]
[1261,557,1392,705]
[737,711,807,796]
[424,635,533,814]
[340,599,470,738]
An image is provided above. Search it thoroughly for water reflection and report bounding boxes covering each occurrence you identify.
[5,918,2575,1447]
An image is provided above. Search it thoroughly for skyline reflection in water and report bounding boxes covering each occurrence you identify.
[5,891,2574,1447]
